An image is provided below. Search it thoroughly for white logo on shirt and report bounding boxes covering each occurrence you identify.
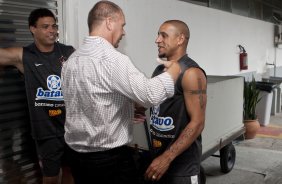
[191,175,198,184]
[35,63,43,67]
[150,105,175,131]
[35,75,63,101]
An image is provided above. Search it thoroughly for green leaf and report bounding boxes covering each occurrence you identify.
[243,76,260,120]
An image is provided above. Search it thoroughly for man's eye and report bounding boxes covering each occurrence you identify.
[37,25,58,30]
[42,25,49,29]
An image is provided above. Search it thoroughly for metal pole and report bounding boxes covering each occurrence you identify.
[274,47,277,77]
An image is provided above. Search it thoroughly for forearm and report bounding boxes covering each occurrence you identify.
[140,72,175,107]
[112,58,175,107]
[163,121,204,162]
[144,120,204,181]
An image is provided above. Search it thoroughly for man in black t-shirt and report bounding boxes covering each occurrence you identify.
[144,20,207,184]
[0,8,74,184]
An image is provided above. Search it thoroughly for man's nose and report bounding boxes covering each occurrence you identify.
[155,36,161,43]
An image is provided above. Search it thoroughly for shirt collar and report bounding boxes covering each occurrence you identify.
[83,36,114,49]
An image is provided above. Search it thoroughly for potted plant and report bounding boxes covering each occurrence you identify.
[243,77,261,139]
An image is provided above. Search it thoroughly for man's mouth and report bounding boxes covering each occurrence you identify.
[48,34,56,40]
[158,46,165,52]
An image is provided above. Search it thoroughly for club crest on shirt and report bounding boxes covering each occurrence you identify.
[35,75,64,101]
[150,105,175,132]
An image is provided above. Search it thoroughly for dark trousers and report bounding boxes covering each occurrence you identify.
[67,145,139,184]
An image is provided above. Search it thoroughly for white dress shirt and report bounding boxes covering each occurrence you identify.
[61,36,174,152]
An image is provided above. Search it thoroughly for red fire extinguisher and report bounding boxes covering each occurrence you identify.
[239,45,248,70]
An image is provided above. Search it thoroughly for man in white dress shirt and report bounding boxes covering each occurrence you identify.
[61,1,180,184]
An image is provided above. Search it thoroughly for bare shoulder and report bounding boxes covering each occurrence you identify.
[181,67,207,91]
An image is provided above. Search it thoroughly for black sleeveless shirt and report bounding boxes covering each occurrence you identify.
[150,54,206,176]
[23,42,74,140]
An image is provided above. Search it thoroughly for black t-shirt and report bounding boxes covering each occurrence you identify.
[22,42,74,140]
[150,54,206,176]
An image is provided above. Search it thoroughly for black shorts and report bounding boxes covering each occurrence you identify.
[35,136,70,177]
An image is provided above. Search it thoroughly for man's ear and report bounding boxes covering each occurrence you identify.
[30,26,36,35]
[106,17,112,31]
[178,34,185,46]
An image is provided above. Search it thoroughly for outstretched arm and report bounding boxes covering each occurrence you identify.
[111,56,180,108]
[145,68,207,181]
[0,47,24,73]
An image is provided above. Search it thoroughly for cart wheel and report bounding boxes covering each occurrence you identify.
[220,143,236,173]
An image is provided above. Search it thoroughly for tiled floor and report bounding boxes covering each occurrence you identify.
[239,113,282,151]
[256,124,282,139]
[204,113,282,184]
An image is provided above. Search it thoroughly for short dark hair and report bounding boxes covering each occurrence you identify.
[88,1,122,32]
[28,8,56,27]
[164,20,190,41]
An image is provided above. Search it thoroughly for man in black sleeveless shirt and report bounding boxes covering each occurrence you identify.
[0,8,74,184]
[144,20,207,184]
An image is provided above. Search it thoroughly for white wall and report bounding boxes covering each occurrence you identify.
[59,0,282,77]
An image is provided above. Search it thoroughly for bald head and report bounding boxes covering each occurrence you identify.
[163,20,190,46]
[88,1,123,33]
[156,20,190,60]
